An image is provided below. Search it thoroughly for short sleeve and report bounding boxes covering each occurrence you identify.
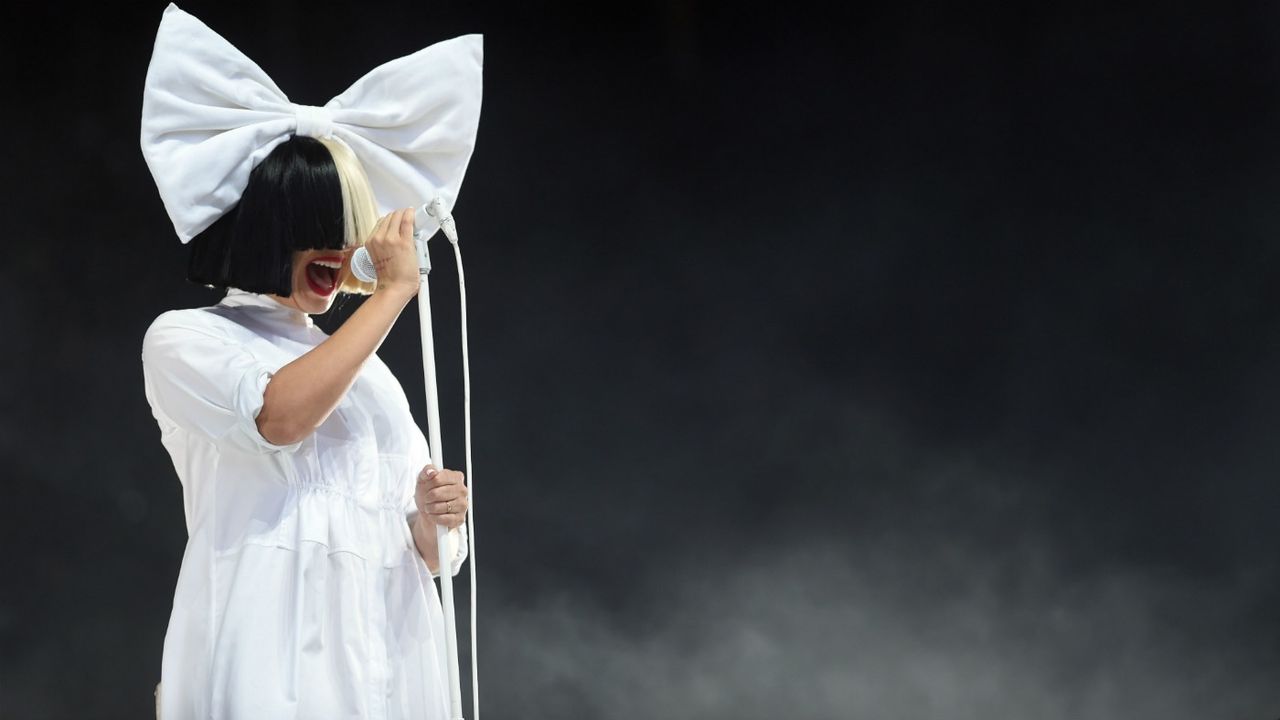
[141,311,303,455]
[403,422,469,578]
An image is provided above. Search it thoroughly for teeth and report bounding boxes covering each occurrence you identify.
[311,259,342,269]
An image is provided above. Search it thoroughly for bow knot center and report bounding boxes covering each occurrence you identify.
[292,104,334,139]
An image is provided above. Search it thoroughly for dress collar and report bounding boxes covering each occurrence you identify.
[220,288,315,328]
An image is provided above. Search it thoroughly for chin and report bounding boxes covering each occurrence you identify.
[297,290,337,315]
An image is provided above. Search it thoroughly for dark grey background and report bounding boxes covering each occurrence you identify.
[3,1,1279,717]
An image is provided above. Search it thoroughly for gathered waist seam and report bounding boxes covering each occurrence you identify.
[292,482,405,512]
[212,537,414,568]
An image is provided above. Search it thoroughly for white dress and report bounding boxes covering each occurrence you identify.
[142,288,467,720]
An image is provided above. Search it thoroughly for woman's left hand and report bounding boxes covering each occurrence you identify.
[416,464,468,529]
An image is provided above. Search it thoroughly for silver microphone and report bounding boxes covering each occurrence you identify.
[349,243,380,284]
[350,201,452,282]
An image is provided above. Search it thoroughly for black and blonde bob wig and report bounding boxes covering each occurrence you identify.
[187,135,378,297]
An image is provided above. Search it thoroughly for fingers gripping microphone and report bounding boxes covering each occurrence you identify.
[350,199,456,283]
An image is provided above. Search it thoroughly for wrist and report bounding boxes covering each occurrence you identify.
[411,513,440,573]
[374,280,417,303]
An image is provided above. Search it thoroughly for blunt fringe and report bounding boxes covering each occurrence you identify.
[186,135,378,297]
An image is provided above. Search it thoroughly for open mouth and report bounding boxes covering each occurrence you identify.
[305,255,343,297]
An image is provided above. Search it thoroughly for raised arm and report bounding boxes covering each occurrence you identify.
[256,208,420,446]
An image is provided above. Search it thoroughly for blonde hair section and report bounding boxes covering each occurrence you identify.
[318,136,379,295]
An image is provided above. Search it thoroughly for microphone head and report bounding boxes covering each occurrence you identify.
[350,246,377,283]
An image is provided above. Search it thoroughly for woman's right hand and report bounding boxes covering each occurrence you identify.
[362,207,419,297]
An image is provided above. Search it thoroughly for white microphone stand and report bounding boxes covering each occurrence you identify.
[354,201,473,720]
[413,214,466,720]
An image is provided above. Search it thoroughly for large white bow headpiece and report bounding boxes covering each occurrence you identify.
[140,3,483,243]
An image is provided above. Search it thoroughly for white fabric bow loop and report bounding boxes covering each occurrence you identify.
[140,3,483,243]
[292,104,335,139]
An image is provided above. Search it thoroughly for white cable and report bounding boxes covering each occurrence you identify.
[447,233,479,720]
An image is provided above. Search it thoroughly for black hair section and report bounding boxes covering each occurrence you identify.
[187,135,346,297]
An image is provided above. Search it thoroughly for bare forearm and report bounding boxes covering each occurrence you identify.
[257,288,414,445]
[411,514,441,575]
